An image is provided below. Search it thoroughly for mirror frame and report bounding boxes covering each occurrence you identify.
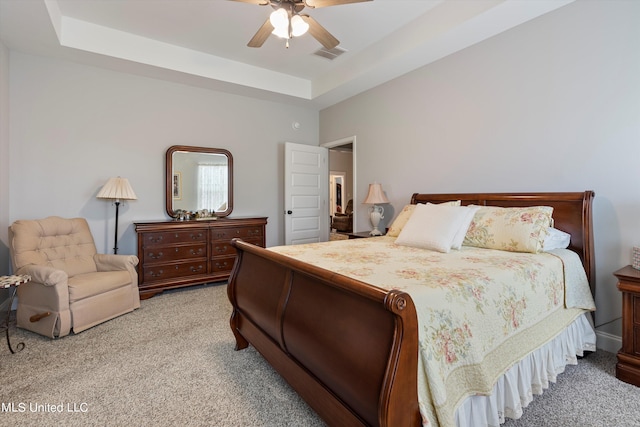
[165,145,234,218]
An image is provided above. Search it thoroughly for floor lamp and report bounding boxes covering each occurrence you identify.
[362,183,389,236]
[97,177,137,254]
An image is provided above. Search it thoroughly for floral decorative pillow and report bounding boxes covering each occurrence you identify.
[387,200,460,237]
[462,205,553,253]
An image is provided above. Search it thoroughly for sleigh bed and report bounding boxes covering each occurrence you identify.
[227,191,596,427]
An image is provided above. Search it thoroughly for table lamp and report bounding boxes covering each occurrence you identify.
[362,183,389,236]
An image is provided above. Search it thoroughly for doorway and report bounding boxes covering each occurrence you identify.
[322,136,356,237]
[329,172,346,217]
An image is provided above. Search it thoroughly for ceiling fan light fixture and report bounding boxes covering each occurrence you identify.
[269,8,288,31]
[291,14,309,37]
[271,25,289,39]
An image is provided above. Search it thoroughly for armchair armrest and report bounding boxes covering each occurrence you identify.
[16,265,68,287]
[94,254,139,272]
[14,265,71,337]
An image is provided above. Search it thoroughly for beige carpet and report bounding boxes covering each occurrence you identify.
[2,283,640,426]
[1,283,324,427]
[329,232,349,241]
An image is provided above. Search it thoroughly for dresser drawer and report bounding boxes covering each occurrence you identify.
[211,256,236,273]
[143,243,207,264]
[142,230,207,246]
[142,261,208,283]
[211,226,264,241]
[212,238,264,257]
[211,241,234,256]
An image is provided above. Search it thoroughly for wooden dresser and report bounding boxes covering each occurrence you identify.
[615,265,640,386]
[135,217,267,299]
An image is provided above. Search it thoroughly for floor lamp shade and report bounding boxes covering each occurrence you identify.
[362,183,389,236]
[97,177,137,254]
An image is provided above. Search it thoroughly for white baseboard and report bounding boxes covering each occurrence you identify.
[596,330,622,354]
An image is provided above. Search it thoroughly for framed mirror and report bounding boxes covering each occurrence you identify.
[166,145,233,218]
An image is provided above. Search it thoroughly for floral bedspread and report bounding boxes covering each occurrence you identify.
[268,236,595,427]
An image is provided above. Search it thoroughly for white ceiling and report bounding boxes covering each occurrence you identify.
[0,0,574,109]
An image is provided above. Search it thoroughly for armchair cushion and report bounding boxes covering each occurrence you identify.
[68,271,132,302]
[11,217,98,277]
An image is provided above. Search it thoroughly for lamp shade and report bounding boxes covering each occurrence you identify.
[96,177,137,201]
[362,183,389,205]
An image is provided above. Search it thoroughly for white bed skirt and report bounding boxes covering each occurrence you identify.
[455,313,597,427]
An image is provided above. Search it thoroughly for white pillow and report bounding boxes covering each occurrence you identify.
[451,206,481,250]
[395,203,472,253]
[387,200,461,237]
[543,227,571,251]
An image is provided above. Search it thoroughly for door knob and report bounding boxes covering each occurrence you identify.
[287,210,293,214]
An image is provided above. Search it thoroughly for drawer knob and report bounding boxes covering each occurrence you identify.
[149,269,164,278]
[149,235,164,244]
[149,252,164,259]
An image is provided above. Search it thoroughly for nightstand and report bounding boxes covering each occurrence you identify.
[615,265,640,386]
[347,231,385,239]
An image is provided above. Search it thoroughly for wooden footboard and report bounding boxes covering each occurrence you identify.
[227,238,421,427]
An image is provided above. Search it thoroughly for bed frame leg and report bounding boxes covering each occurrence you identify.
[229,309,248,350]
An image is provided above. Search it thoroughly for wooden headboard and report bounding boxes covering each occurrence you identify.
[410,191,596,296]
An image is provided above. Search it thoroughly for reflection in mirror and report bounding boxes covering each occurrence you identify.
[166,146,233,218]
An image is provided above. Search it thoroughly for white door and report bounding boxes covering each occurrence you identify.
[284,142,329,245]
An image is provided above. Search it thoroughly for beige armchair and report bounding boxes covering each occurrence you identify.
[9,216,140,338]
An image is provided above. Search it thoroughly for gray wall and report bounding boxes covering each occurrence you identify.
[7,51,319,256]
[1,41,9,276]
[0,41,10,308]
[320,0,640,335]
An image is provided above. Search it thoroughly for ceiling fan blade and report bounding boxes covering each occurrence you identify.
[229,0,270,5]
[304,0,371,8]
[301,15,339,50]
[248,18,275,48]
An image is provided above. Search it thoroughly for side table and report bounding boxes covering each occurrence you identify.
[1,274,31,354]
[347,231,386,239]
[614,265,640,386]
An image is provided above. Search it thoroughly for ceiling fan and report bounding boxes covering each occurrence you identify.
[230,0,372,49]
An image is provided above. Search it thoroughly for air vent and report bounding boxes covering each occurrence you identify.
[313,46,347,60]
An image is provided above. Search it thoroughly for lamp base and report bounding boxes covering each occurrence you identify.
[368,205,385,237]
[369,228,383,236]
